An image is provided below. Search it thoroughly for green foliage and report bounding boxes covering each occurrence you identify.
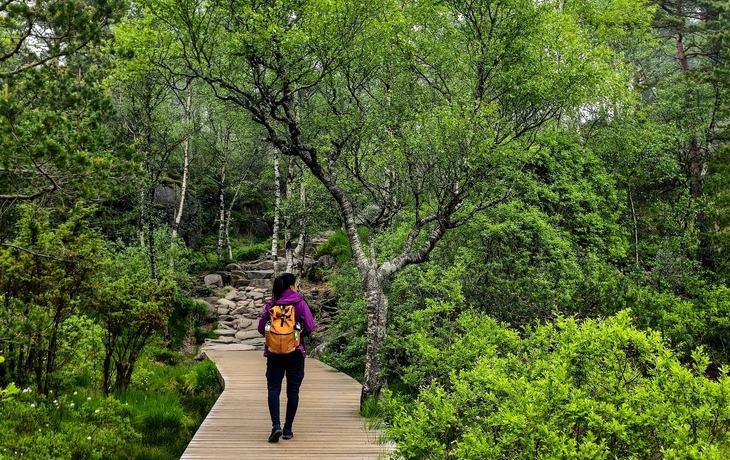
[233,239,272,263]
[0,354,18,400]
[313,228,369,265]
[182,238,271,273]
[629,283,730,366]
[167,293,209,350]
[0,0,127,210]
[93,241,178,393]
[0,355,220,459]
[0,389,140,460]
[319,264,368,379]
[0,204,103,392]
[386,311,730,459]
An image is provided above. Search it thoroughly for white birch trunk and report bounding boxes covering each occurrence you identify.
[271,151,281,273]
[225,209,233,260]
[292,178,307,273]
[225,183,242,261]
[216,163,226,262]
[217,128,230,262]
[139,187,145,246]
[285,157,295,272]
[172,88,192,240]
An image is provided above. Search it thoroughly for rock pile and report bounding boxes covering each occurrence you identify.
[192,235,339,354]
[195,285,272,352]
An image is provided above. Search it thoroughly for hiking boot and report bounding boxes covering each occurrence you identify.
[282,428,293,440]
[268,426,283,443]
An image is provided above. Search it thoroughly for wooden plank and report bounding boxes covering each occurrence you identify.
[180,350,392,460]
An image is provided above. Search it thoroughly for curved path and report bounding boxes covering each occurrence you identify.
[181,349,392,460]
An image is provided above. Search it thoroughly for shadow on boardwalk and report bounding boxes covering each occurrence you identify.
[181,350,393,460]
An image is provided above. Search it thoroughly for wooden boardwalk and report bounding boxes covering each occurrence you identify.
[180,350,392,459]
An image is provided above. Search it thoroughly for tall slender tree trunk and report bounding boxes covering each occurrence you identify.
[217,163,227,263]
[360,269,388,407]
[226,184,242,260]
[147,186,158,281]
[172,88,193,240]
[674,33,690,72]
[217,128,230,262]
[292,178,307,274]
[225,209,233,260]
[139,188,145,246]
[629,186,639,266]
[271,151,281,273]
[285,157,296,272]
[217,167,227,262]
[675,32,704,199]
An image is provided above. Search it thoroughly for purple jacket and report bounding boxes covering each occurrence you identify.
[258,290,316,357]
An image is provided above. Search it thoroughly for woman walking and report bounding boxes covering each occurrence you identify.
[258,273,316,443]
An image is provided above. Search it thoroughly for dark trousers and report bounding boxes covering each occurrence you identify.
[266,351,305,429]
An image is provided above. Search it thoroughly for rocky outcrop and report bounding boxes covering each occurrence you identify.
[193,235,339,356]
[195,285,270,354]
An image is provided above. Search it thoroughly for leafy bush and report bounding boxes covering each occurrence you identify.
[0,204,103,393]
[0,390,140,460]
[313,227,368,265]
[319,264,368,379]
[167,293,210,350]
[0,355,221,460]
[320,257,467,383]
[385,310,730,459]
[234,239,271,262]
[183,237,271,273]
[629,283,730,368]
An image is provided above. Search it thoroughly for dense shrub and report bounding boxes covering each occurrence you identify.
[167,293,210,350]
[0,357,221,460]
[385,310,730,459]
[318,264,369,379]
[183,237,271,273]
[313,227,368,265]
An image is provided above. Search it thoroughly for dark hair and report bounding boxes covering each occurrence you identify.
[272,273,297,301]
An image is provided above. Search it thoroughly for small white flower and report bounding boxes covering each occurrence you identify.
[95,409,100,413]
[30,404,35,408]
[87,436,91,440]
[49,390,53,394]
[87,397,91,400]
[73,391,77,395]
[53,400,58,404]
[70,403,75,407]
[22,388,29,394]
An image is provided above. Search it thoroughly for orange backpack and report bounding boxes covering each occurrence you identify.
[265,304,301,354]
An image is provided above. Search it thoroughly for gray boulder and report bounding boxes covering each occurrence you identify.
[235,330,262,340]
[234,318,254,330]
[248,278,273,290]
[204,274,223,287]
[216,298,237,309]
[214,329,237,336]
[208,336,237,344]
[246,270,274,279]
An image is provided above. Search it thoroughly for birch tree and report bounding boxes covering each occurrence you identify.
[159,0,650,405]
[172,87,194,240]
[271,150,281,272]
